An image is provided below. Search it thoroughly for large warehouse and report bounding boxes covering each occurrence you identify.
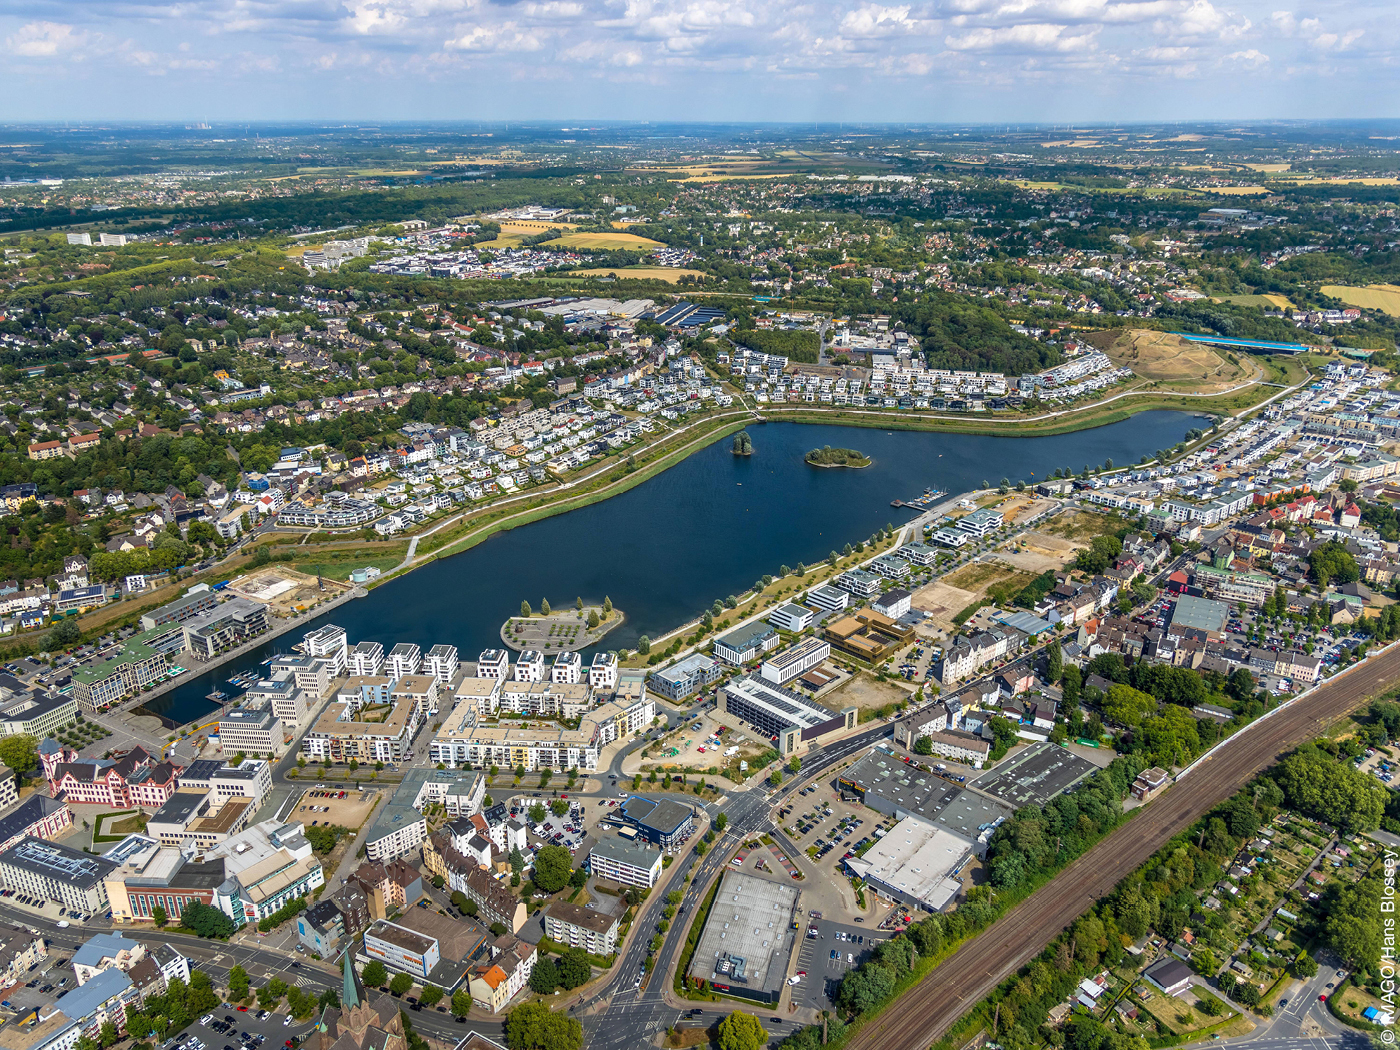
[845,815,971,913]
[718,675,856,757]
[686,870,799,1004]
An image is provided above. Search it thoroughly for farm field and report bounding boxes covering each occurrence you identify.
[553,231,664,249]
[1321,284,1400,316]
[1213,293,1297,310]
[571,266,706,283]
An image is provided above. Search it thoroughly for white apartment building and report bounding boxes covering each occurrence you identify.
[768,603,814,633]
[302,625,348,676]
[386,643,422,679]
[514,651,546,682]
[477,649,510,680]
[424,645,459,684]
[588,838,663,889]
[351,640,385,677]
[551,651,582,684]
[589,652,618,690]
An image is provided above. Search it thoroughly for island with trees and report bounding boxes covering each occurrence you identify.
[805,445,872,468]
[732,430,753,456]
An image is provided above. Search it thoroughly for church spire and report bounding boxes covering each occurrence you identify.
[342,950,361,1009]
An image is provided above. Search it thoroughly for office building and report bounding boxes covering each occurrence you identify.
[825,608,915,663]
[217,708,283,757]
[0,838,116,914]
[70,635,169,714]
[588,837,663,888]
[713,622,780,666]
[873,588,912,620]
[767,604,814,633]
[0,693,79,739]
[181,598,270,659]
[759,638,831,685]
[648,653,722,702]
[0,796,73,852]
[617,796,695,853]
[139,589,219,632]
[718,675,856,757]
[805,585,850,613]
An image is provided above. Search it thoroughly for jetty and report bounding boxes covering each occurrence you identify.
[891,487,946,510]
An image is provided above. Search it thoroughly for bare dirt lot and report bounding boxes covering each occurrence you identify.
[294,786,381,830]
[821,672,914,717]
[226,567,349,617]
[1092,328,1253,391]
[992,494,1057,526]
[911,580,979,630]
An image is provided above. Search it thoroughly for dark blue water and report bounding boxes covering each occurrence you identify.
[145,413,1200,725]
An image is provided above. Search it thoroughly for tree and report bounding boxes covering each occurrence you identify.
[769,769,783,786]
[603,596,612,615]
[717,1010,767,1050]
[1045,638,1063,684]
[575,596,583,611]
[529,802,547,823]
[182,900,235,939]
[550,798,569,817]
[913,735,934,756]
[1102,683,1157,728]
[451,989,474,1017]
[362,960,388,988]
[228,965,249,1001]
[99,1021,119,1047]
[1293,951,1319,978]
[503,1001,583,1050]
[521,600,532,617]
[637,635,651,655]
[529,958,559,995]
[389,972,413,996]
[48,618,81,648]
[569,867,588,889]
[1310,541,1360,588]
[714,812,729,833]
[419,985,443,1007]
[152,905,167,928]
[587,610,600,629]
[541,598,551,615]
[0,734,38,774]
[556,947,591,989]
[533,844,573,893]
[788,755,801,774]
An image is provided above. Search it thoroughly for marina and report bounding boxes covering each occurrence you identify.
[891,488,947,510]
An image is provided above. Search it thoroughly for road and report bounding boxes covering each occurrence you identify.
[840,637,1400,1050]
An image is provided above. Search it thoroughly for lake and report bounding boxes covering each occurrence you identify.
[146,411,1202,725]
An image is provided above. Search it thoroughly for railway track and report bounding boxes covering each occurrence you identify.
[845,642,1400,1050]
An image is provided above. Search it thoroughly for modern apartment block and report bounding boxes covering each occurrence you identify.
[391,675,440,717]
[806,585,851,613]
[351,640,385,676]
[424,645,459,684]
[301,694,420,764]
[647,653,722,702]
[386,643,422,679]
[767,603,814,633]
[513,651,545,682]
[476,649,510,679]
[303,624,348,676]
[543,899,619,955]
[589,652,618,690]
[551,651,582,683]
[712,621,780,666]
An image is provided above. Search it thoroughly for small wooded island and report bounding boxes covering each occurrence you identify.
[805,445,872,468]
[732,430,753,456]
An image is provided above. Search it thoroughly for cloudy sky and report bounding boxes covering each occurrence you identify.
[2,0,1395,122]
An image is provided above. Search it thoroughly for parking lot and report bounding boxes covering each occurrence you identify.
[294,786,380,830]
[6,947,80,1014]
[791,915,887,1011]
[169,1000,321,1050]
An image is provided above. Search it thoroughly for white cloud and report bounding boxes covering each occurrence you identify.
[1223,46,1268,65]
[7,20,82,56]
[945,21,1096,50]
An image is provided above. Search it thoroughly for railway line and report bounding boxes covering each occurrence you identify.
[844,641,1400,1050]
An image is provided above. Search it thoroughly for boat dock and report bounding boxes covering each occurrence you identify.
[891,488,946,510]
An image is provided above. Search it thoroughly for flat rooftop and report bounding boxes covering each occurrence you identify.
[1170,594,1229,634]
[686,870,798,999]
[971,740,1099,808]
[839,750,1014,838]
[846,815,969,911]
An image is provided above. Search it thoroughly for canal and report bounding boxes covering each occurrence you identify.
[146,411,1203,725]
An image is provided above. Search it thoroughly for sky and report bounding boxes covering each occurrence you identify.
[1,0,1396,122]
